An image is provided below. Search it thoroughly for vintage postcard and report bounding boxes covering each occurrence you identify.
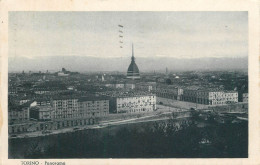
[0,0,259,164]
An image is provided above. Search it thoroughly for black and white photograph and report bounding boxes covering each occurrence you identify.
[6,11,250,159]
[1,1,259,164]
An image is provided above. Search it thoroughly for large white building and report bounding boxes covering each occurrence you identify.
[183,89,238,105]
[100,91,156,114]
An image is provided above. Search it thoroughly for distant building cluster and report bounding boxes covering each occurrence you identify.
[9,92,155,134]
[8,45,248,135]
[8,61,158,135]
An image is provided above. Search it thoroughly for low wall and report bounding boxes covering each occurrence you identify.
[157,97,209,110]
[98,111,157,122]
[8,118,97,134]
[209,103,248,113]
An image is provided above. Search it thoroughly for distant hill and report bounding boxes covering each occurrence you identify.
[8,56,248,73]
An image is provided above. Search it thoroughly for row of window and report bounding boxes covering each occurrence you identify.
[81,104,108,107]
[118,103,154,108]
[118,96,155,100]
[55,107,108,111]
[53,111,108,118]
[118,108,153,113]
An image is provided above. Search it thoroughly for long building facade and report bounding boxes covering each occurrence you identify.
[183,89,238,105]
[49,96,110,119]
[8,96,110,134]
[154,85,183,100]
[99,91,156,114]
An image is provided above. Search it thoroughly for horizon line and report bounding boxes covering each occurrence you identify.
[8,55,248,59]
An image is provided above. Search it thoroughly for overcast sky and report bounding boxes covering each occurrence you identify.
[9,12,248,59]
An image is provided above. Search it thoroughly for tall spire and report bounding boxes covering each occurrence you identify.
[127,42,140,79]
[131,43,135,61]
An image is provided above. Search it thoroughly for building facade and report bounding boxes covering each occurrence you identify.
[242,93,248,102]
[155,85,183,100]
[52,97,79,119]
[78,97,109,118]
[183,89,238,105]
[51,96,110,120]
[135,82,156,92]
[8,101,37,124]
[100,91,156,114]
[30,105,54,121]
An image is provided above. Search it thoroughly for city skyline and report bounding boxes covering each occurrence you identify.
[3,0,256,161]
[7,12,249,159]
[8,55,248,73]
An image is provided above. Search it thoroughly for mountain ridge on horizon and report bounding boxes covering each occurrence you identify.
[8,56,248,73]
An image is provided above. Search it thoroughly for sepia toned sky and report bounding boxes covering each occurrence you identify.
[9,12,248,59]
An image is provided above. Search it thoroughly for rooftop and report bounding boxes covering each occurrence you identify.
[99,91,155,98]
[9,100,35,111]
[51,94,110,101]
[78,96,110,102]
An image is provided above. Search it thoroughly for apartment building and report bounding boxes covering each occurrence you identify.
[30,105,53,121]
[155,85,183,100]
[183,89,238,105]
[8,101,37,124]
[51,95,110,120]
[51,96,79,119]
[78,96,109,118]
[100,91,156,114]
